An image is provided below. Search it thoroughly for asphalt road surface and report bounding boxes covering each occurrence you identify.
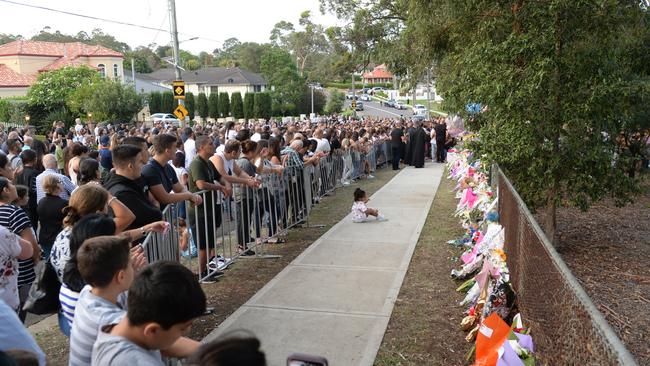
[345,100,414,119]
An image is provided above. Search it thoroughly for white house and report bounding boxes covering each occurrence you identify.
[141,67,266,97]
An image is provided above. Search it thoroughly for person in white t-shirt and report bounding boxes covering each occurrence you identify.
[351,188,386,223]
[183,128,196,169]
[313,128,331,154]
[0,226,33,310]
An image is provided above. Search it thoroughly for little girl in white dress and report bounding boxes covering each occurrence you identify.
[351,188,387,223]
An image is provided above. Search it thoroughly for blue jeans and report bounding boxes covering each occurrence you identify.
[58,310,71,337]
[431,142,437,160]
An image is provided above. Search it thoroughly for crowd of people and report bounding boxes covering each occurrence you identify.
[0,114,454,365]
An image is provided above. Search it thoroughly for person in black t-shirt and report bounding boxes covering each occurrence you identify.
[104,145,162,234]
[142,134,202,212]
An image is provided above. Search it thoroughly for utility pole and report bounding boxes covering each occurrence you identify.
[310,84,314,115]
[168,0,186,126]
[131,60,136,91]
[427,66,431,118]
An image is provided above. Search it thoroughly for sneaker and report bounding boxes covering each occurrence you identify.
[199,270,223,283]
[342,181,350,186]
[377,214,388,222]
[367,174,375,179]
[240,249,256,256]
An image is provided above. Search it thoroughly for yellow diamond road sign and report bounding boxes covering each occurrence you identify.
[173,104,188,120]
[172,80,185,99]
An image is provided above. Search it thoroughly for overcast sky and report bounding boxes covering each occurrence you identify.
[1,0,342,54]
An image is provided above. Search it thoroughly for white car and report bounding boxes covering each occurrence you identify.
[359,94,371,101]
[370,87,385,95]
[150,113,181,127]
[395,101,408,110]
[413,104,428,116]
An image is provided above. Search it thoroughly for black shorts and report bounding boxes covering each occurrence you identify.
[190,205,222,252]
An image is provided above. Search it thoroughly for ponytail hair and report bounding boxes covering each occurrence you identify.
[63,184,109,227]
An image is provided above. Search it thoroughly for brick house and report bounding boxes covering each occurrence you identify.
[0,40,124,97]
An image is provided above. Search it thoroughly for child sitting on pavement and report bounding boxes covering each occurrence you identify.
[351,188,387,223]
[92,261,206,366]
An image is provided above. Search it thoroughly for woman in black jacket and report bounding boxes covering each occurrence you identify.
[36,174,68,259]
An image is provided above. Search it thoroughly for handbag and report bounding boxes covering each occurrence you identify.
[22,260,61,315]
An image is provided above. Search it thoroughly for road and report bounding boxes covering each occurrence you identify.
[344,100,414,119]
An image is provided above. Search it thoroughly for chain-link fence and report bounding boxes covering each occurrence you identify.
[495,166,637,365]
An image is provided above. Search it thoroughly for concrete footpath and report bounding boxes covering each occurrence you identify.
[204,163,443,365]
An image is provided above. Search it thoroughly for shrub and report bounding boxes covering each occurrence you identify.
[243,93,254,120]
[207,93,218,119]
[218,92,230,118]
[185,92,195,120]
[161,91,175,114]
[230,92,243,119]
[148,92,162,114]
[197,93,209,119]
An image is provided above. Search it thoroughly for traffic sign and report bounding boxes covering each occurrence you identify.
[173,104,188,120]
[172,80,185,99]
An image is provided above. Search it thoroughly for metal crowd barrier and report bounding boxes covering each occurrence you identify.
[142,141,393,282]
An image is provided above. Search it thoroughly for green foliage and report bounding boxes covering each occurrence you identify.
[207,93,218,119]
[67,79,143,122]
[324,89,345,115]
[243,93,255,120]
[253,93,272,119]
[218,92,230,118]
[28,66,100,112]
[0,100,10,122]
[261,47,305,116]
[230,92,244,119]
[397,0,650,239]
[161,92,174,114]
[41,109,76,133]
[123,46,159,74]
[31,27,130,53]
[185,59,201,71]
[148,92,162,114]
[197,93,209,119]
[185,92,195,120]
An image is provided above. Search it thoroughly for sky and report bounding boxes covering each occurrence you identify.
[1,0,343,54]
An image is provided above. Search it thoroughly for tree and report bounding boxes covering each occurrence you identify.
[28,66,100,114]
[404,0,649,242]
[161,91,175,114]
[197,93,209,119]
[253,92,272,119]
[148,92,162,114]
[243,93,255,120]
[124,46,161,73]
[324,89,345,115]
[67,78,143,122]
[218,92,230,118]
[261,47,305,116]
[185,92,195,120]
[208,93,219,119]
[185,59,201,71]
[230,92,244,119]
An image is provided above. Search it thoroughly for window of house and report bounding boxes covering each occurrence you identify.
[98,64,106,78]
[228,78,234,84]
[113,64,119,78]
[254,85,262,92]
[210,86,218,94]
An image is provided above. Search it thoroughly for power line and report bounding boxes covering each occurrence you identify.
[0,0,222,45]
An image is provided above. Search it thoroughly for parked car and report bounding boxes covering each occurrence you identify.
[355,101,364,111]
[359,94,372,101]
[370,87,386,95]
[345,93,359,100]
[360,87,371,95]
[395,101,408,110]
[150,113,181,127]
[413,104,428,116]
[383,99,396,108]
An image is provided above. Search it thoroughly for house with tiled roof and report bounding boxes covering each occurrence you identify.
[362,64,394,84]
[0,40,124,97]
